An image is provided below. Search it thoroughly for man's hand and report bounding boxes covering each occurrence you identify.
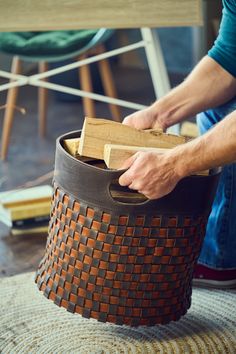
[119,151,182,199]
[123,106,165,130]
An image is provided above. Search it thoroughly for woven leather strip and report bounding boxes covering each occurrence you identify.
[36,184,207,326]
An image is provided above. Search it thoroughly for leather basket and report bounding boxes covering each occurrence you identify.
[35,130,220,326]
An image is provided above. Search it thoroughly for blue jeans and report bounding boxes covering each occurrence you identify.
[197,97,236,269]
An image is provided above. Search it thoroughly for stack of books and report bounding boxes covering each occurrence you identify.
[0,185,52,235]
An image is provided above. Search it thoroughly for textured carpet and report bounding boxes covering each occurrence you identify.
[0,272,236,354]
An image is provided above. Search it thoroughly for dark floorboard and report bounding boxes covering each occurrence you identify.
[0,66,185,277]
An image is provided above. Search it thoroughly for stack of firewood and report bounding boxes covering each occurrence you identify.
[63,117,208,175]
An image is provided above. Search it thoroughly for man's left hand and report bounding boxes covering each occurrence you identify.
[118,151,182,199]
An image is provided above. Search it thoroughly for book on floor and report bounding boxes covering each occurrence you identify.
[11,225,49,236]
[0,185,52,230]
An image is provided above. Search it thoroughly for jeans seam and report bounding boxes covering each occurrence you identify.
[222,165,234,265]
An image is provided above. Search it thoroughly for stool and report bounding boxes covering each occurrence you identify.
[0,29,121,160]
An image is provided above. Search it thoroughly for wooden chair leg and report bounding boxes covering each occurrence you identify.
[97,44,121,122]
[1,56,21,160]
[78,54,96,117]
[38,61,48,138]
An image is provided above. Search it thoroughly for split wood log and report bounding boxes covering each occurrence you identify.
[104,144,166,169]
[63,138,80,157]
[63,138,107,168]
[78,117,188,159]
[104,144,209,176]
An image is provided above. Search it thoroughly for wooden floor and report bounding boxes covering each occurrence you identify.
[0,66,184,277]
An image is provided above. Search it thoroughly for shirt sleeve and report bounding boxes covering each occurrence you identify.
[208,0,236,77]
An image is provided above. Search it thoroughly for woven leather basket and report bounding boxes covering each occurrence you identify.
[35,130,220,326]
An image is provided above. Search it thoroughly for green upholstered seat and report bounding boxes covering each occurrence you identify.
[0,29,114,62]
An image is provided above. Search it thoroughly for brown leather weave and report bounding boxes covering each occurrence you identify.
[36,184,207,326]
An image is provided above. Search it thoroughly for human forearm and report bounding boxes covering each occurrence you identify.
[123,56,236,131]
[172,110,236,178]
[153,56,236,129]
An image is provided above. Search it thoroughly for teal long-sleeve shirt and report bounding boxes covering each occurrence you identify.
[208,0,236,77]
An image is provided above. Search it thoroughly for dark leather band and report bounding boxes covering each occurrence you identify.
[54,130,220,215]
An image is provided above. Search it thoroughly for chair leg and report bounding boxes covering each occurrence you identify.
[1,56,21,160]
[97,44,121,122]
[38,61,48,137]
[78,54,96,117]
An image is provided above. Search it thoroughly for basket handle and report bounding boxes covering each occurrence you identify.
[56,130,220,213]
[55,140,157,208]
[103,169,152,206]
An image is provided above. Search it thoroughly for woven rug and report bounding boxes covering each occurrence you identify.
[0,272,235,354]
